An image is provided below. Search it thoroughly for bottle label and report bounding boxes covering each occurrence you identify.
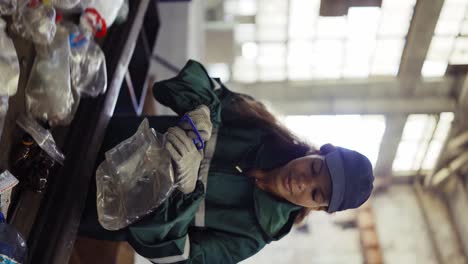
[0,254,19,264]
[0,171,18,194]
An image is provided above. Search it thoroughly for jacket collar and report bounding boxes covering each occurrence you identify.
[253,187,302,241]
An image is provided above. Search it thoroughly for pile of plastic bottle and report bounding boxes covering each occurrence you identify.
[0,0,129,137]
[0,2,129,261]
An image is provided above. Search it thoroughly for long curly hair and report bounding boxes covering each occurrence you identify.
[227,93,335,224]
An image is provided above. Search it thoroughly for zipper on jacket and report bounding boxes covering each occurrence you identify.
[209,164,245,176]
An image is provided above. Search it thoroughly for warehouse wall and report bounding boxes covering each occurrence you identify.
[148,0,205,115]
[150,0,204,80]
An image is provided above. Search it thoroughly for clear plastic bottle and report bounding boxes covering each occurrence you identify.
[0,0,15,15]
[0,212,27,263]
[0,18,19,97]
[52,0,80,10]
[21,3,56,45]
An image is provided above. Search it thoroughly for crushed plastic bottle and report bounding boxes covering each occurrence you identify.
[15,115,65,166]
[0,171,19,217]
[0,0,16,15]
[11,1,56,45]
[0,18,20,97]
[96,119,175,231]
[68,25,107,97]
[9,115,65,192]
[26,26,75,126]
[0,212,27,264]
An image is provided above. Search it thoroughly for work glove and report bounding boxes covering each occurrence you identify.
[178,105,212,143]
[165,126,202,194]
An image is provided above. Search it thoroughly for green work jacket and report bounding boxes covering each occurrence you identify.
[86,60,303,264]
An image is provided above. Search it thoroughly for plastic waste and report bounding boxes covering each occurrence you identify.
[26,26,75,127]
[11,1,56,45]
[60,84,81,125]
[114,0,129,25]
[0,97,7,141]
[52,0,80,9]
[11,116,65,192]
[0,171,19,217]
[15,115,65,165]
[0,0,15,15]
[80,0,124,37]
[96,119,175,231]
[10,0,34,19]
[0,212,27,264]
[79,7,106,38]
[0,171,18,195]
[0,19,20,97]
[69,27,107,97]
[9,134,54,192]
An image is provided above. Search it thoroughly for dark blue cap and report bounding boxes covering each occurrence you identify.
[324,146,374,213]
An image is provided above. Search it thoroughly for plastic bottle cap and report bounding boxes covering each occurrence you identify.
[56,12,63,23]
[84,8,107,38]
[21,139,34,146]
[28,0,40,7]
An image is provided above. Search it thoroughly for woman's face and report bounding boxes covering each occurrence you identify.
[266,154,332,209]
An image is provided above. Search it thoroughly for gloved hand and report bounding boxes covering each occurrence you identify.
[165,126,203,194]
[178,105,212,143]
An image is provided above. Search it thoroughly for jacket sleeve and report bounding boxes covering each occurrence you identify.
[153,60,222,128]
[127,183,265,264]
[184,228,266,264]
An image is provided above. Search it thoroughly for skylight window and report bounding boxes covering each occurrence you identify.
[231,0,416,82]
[283,115,386,167]
[392,113,454,174]
[421,112,454,170]
[393,115,436,172]
[422,0,468,77]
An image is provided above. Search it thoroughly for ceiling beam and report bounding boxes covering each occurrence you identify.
[229,77,454,102]
[398,0,445,95]
[265,97,455,115]
[374,115,407,178]
[229,78,456,115]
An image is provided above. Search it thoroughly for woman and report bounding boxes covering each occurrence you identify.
[79,60,374,263]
